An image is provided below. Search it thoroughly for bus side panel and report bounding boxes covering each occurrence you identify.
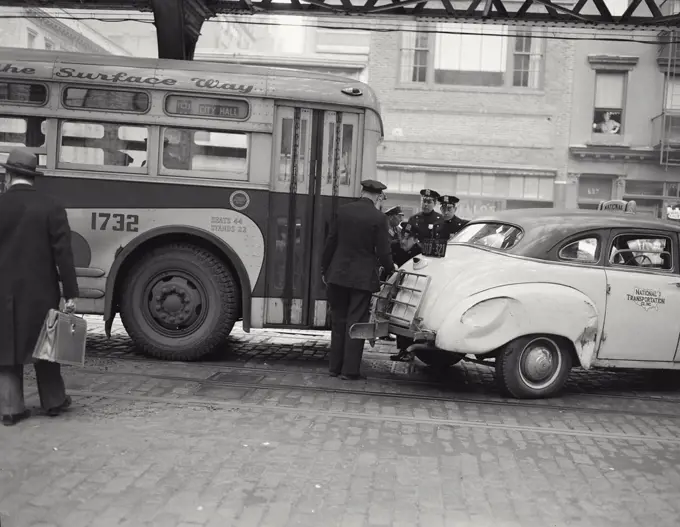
[36,175,270,312]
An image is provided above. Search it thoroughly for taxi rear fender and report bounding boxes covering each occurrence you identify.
[435,282,600,369]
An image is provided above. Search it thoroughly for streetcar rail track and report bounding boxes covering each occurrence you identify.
[83,350,680,406]
[67,364,680,420]
[63,388,680,446]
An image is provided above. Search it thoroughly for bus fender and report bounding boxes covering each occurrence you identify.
[103,225,253,337]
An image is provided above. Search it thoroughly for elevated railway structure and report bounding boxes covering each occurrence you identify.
[0,0,678,60]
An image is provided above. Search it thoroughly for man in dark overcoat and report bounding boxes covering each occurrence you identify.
[0,148,79,426]
[322,179,393,380]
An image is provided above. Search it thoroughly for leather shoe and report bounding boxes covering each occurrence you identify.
[2,409,31,426]
[340,374,367,381]
[47,395,72,417]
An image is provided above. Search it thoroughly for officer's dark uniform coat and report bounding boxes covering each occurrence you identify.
[0,185,79,366]
[322,197,393,292]
[322,195,393,377]
[407,210,442,241]
[433,216,469,241]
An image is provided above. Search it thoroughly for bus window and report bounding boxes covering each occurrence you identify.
[339,114,359,187]
[278,111,310,183]
[161,127,248,177]
[0,82,48,105]
[58,121,148,169]
[62,87,150,113]
[0,116,47,165]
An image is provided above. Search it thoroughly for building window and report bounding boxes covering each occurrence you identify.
[399,24,545,89]
[512,31,543,88]
[593,72,625,135]
[578,176,614,209]
[399,31,429,83]
[26,30,37,49]
[665,77,680,110]
[45,39,54,51]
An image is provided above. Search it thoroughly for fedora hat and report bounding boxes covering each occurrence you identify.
[0,147,43,178]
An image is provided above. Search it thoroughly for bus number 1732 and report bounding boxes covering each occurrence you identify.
[90,212,139,232]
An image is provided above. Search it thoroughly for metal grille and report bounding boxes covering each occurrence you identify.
[373,270,431,331]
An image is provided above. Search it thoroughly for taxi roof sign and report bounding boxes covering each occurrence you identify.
[597,199,636,213]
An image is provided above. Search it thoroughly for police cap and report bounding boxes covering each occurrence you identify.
[401,223,417,238]
[439,195,460,205]
[420,189,440,200]
[384,206,403,216]
[361,179,387,193]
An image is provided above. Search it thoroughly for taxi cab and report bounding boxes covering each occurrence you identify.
[351,200,680,399]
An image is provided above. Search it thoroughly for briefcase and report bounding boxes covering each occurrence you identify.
[32,309,87,367]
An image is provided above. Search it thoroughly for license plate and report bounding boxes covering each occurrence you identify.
[420,238,447,257]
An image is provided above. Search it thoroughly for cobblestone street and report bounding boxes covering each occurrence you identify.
[2,317,680,527]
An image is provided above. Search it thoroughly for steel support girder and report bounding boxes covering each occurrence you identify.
[1,0,679,30]
[150,0,213,60]
[212,0,680,29]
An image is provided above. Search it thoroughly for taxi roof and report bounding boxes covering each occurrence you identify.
[469,208,680,234]
[465,208,680,258]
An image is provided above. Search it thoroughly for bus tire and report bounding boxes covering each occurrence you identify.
[495,335,572,399]
[415,349,463,368]
[120,243,239,361]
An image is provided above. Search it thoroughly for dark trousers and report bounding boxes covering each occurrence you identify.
[327,284,372,376]
[0,361,67,416]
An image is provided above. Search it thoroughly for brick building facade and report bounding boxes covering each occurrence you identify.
[565,21,680,220]
[369,24,575,219]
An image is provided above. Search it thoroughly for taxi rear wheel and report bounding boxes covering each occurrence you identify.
[496,335,572,399]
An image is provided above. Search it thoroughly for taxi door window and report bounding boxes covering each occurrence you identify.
[558,237,599,263]
[608,234,673,271]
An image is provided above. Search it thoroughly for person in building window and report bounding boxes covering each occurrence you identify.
[595,112,620,134]
[407,189,442,246]
[321,179,393,380]
[433,195,469,241]
[0,148,78,426]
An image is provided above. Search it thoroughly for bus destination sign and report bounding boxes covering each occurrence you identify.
[165,95,249,120]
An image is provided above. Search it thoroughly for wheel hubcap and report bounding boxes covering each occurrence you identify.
[144,272,206,335]
[518,338,562,390]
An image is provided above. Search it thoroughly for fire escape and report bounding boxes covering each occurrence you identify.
[655,0,680,167]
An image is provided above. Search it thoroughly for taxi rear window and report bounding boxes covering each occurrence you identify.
[451,222,524,250]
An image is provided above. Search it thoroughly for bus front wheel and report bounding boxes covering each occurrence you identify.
[120,243,239,361]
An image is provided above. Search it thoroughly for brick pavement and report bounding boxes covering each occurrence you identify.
[2,318,680,527]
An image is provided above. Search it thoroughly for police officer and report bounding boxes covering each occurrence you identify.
[407,189,442,243]
[384,205,404,245]
[433,195,469,241]
[322,179,393,380]
[392,222,421,267]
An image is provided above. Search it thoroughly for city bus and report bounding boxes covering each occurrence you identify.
[0,48,383,360]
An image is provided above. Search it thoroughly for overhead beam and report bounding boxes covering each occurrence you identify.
[150,0,214,60]
[210,0,680,29]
